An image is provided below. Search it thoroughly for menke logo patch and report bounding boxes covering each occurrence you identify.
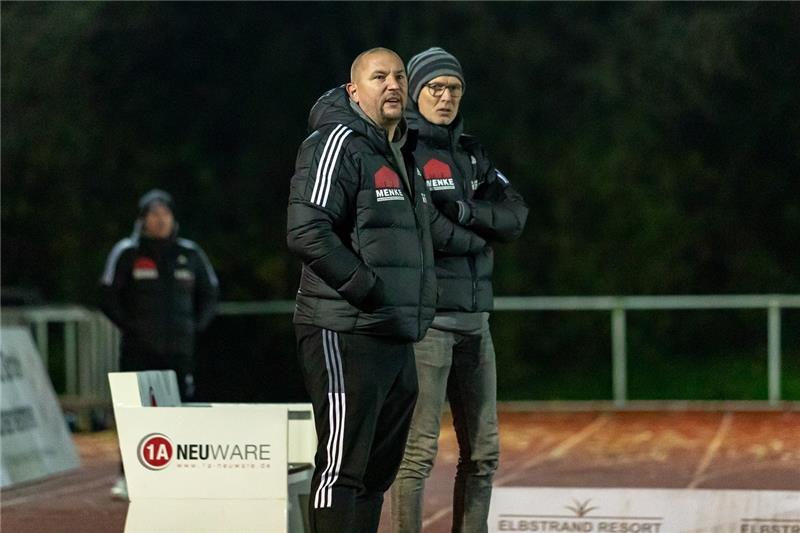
[374,165,404,202]
[423,159,455,191]
[133,256,158,280]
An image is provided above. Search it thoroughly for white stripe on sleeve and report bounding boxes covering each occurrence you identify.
[496,169,510,185]
[177,239,219,287]
[101,239,134,285]
[311,125,352,207]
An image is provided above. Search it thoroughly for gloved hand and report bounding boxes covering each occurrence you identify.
[440,200,472,225]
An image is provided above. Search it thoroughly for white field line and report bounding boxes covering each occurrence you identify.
[494,412,612,486]
[421,506,452,530]
[422,414,613,529]
[687,411,733,489]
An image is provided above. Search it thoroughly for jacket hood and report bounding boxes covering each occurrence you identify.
[308,85,412,154]
[308,85,363,133]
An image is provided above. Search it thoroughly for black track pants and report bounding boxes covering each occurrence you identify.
[295,325,418,533]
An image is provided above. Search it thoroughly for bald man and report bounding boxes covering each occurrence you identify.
[287,47,487,533]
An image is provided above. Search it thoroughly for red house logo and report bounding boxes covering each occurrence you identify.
[374,165,404,202]
[374,166,400,188]
[133,256,158,280]
[134,257,157,270]
[423,159,455,191]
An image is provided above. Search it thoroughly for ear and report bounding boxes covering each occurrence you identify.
[346,82,358,103]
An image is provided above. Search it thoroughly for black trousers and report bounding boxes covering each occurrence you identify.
[296,325,418,533]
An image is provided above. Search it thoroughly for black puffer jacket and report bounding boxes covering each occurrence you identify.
[410,109,528,312]
[287,86,485,342]
[100,226,218,358]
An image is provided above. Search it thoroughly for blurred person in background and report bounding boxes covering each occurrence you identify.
[391,47,528,533]
[286,47,485,533]
[99,188,218,499]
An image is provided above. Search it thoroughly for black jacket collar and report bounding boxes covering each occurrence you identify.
[308,85,413,156]
[406,106,464,151]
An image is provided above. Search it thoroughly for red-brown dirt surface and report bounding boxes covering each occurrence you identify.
[2,408,799,533]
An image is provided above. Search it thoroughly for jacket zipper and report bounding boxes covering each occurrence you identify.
[399,158,425,338]
[451,143,478,311]
[469,255,477,311]
[390,138,425,338]
[413,173,425,338]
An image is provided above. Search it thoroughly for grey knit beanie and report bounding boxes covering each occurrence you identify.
[407,47,464,103]
[138,189,175,217]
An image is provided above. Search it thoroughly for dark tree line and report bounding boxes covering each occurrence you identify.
[3,3,799,400]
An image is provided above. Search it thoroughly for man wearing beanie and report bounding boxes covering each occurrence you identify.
[392,48,529,533]
[100,189,218,499]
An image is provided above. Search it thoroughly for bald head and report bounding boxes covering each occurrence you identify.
[346,47,408,139]
[350,47,403,82]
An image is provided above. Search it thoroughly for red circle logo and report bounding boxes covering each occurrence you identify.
[137,433,174,470]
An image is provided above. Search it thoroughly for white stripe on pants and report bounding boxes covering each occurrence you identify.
[314,329,346,508]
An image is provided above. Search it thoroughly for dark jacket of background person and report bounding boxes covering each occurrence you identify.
[100,194,218,372]
[286,86,486,343]
[409,109,528,312]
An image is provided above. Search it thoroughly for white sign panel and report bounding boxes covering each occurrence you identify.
[489,487,800,533]
[124,499,289,532]
[115,404,290,500]
[110,372,315,532]
[1,327,80,487]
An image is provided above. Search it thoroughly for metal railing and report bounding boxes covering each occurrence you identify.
[1,305,120,403]
[220,294,800,406]
[3,294,798,408]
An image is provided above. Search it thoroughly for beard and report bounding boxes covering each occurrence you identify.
[380,101,404,122]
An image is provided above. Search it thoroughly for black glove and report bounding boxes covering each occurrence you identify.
[440,200,472,225]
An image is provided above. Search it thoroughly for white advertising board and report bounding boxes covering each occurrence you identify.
[115,403,291,500]
[1,327,79,487]
[489,487,800,533]
[124,499,291,533]
[110,372,315,532]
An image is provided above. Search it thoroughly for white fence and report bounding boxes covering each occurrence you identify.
[218,294,800,406]
[3,294,799,408]
[1,305,120,404]
[492,295,800,405]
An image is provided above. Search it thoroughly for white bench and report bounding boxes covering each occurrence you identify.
[109,371,315,533]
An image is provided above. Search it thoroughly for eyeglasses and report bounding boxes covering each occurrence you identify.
[424,82,464,98]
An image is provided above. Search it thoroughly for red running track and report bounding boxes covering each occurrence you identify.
[2,409,799,533]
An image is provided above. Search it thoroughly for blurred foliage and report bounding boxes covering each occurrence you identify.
[3,3,799,400]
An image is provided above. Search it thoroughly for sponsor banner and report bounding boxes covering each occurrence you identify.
[1,327,79,487]
[490,487,800,533]
[115,403,293,500]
